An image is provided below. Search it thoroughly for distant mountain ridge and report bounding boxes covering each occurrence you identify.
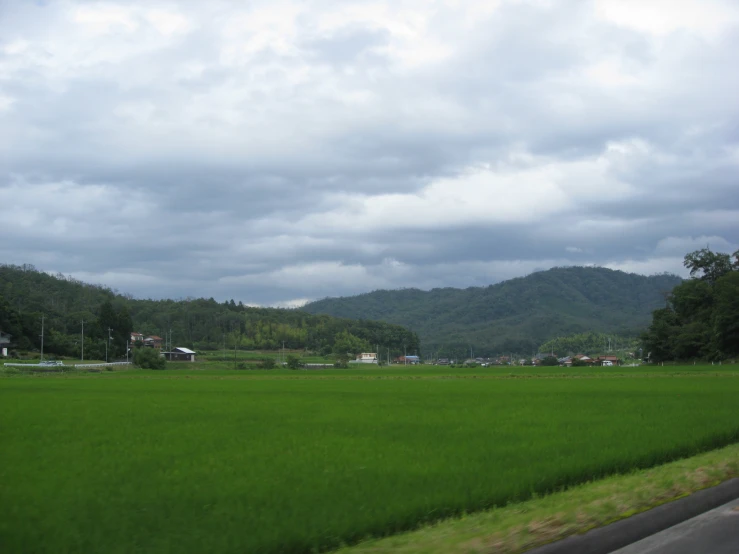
[302,267,683,356]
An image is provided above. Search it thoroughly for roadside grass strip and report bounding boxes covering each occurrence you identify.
[332,443,739,554]
[1,373,738,553]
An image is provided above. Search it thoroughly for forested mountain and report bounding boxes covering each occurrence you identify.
[303,267,683,357]
[0,264,419,359]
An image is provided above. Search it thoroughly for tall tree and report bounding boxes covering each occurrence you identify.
[643,248,738,361]
[683,248,733,284]
[712,272,739,357]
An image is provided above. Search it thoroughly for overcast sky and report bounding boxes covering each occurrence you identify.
[1,0,738,306]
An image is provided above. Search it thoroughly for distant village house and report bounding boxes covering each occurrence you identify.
[395,355,420,365]
[161,347,196,362]
[130,332,164,349]
[0,331,12,357]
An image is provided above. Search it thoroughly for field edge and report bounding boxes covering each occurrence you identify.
[331,442,739,554]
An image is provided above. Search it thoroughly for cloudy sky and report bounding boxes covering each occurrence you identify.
[1,0,738,306]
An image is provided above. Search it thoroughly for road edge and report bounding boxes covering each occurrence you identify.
[526,477,739,554]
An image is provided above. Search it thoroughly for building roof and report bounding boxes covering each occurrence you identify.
[146,335,163,340]
[173,347,195,354]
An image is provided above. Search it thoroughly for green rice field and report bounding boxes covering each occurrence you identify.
[1,366,738,553]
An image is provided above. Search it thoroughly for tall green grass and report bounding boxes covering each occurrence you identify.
[1,374,738,554]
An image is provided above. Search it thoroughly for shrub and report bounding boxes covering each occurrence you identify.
[286,355,302,370]
[133,348,166,370]
[261,358,276,370]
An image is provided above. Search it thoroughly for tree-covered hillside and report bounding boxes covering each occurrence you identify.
[0,264,419,359]
[303,267,683,357]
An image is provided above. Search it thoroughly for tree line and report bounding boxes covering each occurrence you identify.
[0,264,420,359]
[641,249,739,362]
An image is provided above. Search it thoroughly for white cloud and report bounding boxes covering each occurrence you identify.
[594,0,739,38]
[654,235,736,255]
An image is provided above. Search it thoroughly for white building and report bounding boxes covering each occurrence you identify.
[354,352,378,364]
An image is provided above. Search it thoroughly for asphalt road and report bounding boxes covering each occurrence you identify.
[527,478,739,554]
[611,497,739,554]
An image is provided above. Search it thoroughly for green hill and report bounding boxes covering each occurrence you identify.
[0,264,419,359]
[302,267,683,357]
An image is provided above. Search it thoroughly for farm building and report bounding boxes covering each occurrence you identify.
[144,335,163,348]
[0,331,12,356]
[395,355,420,365]
[593,355,620,366]
[352,352,378,364]
[161,347,196,362]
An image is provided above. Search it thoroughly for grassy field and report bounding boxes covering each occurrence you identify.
[1,367,738,554]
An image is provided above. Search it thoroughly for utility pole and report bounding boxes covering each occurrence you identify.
[40,314,45,361]
[387,347,390,365]
[81,320,84,361]
[404,344,407,366]
[107,327,113,362]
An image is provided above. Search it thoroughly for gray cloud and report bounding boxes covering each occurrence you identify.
[1,0,738,306]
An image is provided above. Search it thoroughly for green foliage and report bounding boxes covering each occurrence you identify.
[712,272,739,356]
[133,347,166,370]
[261,358,276,370]
[2,373,738,554]
[0,264,419,358]
[643,248,739,362]
[285,355,302,370]
[332,329,370,357]
[683,248,734,284]
[303,267,682,357]
[540,356,559,366]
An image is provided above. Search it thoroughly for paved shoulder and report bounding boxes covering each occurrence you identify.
[611,497,739,554]
[526,478,739,554]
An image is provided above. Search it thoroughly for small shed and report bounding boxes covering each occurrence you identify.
[162,347,196,362]
[0,331,12,357]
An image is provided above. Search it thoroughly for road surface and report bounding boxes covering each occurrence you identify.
[611,497,739,554]
[527,478,739,554]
